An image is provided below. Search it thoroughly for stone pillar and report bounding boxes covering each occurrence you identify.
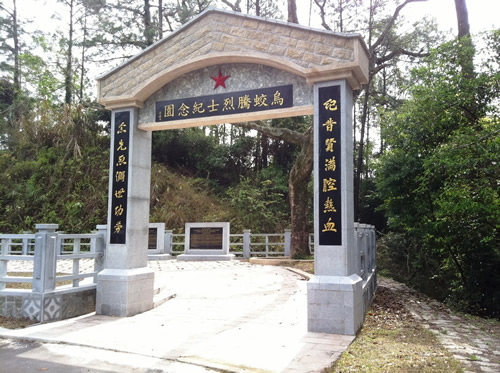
[308,80,363,335]
[96,108,154,317]
[94,225,107,275]
[241,230,250,259]
[164,230,173,255]
[33,224,58,293]
[284,229,292,257]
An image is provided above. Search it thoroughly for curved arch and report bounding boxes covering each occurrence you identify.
[100,53,311,109]
[136,53,310,102]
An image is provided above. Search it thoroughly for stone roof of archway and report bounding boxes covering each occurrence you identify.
[96,8,369,110]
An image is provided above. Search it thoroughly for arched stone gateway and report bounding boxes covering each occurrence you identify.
[96,8,373,335]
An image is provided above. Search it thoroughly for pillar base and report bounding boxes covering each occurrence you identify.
[307,274,364,335]
[148,254,173,260]
[96,267,154,317]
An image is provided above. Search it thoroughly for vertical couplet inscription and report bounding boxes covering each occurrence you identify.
[318,86,342,246]
[110,111,130,244]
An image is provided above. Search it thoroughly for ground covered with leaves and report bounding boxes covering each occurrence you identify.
[0,316,35,329]
[329,285,463,372]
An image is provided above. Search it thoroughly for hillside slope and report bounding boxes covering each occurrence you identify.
[149,163,238,232]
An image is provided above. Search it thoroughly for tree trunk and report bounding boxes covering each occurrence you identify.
[454,0,474,78]
[144,0,154,46]
[354,84,370,221]
[287,0,298,23]
[65,0,74,105]
[158,0,163,39]
[233,121,313,257]
[338,0,344,32]
[260,134,268,169]
[79,9,87,102]
[289,128,314,257]
[254,132,261,171]
[454,0,470,39]
[12,0,20,94]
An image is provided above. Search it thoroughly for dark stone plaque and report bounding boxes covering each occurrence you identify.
[189,228,223,250]
[318,85,342,246]
[110,111,130,245]
[155,85,293,123]
[148,227,158,250]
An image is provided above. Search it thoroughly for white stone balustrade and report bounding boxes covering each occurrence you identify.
[0,224,105,323]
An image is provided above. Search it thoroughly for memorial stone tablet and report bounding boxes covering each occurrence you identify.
[177,222,233,261]
[148,227,158,250]
[189,227,223,250]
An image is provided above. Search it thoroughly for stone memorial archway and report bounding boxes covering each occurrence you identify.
[96,8,370,335]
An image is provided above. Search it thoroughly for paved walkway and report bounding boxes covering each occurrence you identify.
[1,261,354,373]
[380,277,500,373]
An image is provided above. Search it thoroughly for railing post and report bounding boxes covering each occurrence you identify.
[265,235,269,257]
[308,233,314,255]
[353,223,361,277]
[94,225,107,276]
[164,230,173,255]
[284,229,292,257]
[22,234,30,255]
[0,237,8,291]
[369,225,376,272]
[243,230,251,258]
[33,224,58,294]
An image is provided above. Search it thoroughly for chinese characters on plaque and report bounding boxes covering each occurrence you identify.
[155,85,293,122]
[110,111,130,244]
[318,86,342,246]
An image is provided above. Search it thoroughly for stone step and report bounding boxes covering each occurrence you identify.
[153,288,176,308]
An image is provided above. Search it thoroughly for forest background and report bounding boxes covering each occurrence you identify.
[0,0,498,318]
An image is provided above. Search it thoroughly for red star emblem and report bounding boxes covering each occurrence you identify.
[211,69,230,90]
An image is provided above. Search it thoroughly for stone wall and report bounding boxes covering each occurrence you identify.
[0,287,96,323]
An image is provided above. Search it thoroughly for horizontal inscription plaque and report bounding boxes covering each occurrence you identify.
[155,85,293,123]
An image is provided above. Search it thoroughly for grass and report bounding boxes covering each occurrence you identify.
[327,286,464,372]
[282,261,464,372]
[0,315,36,329]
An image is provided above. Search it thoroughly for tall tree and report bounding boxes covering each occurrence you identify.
[314,0,432,221]
[454,0,474,78]
[233,119,313,257]
[287,0,298,23]
[57,0,105,103]
[63,0,75,104]
[376,32,499,316]
[0,0,21,108]
[454,0,470,39]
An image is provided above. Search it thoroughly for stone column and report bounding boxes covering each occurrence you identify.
[308,80,364,335]
[164,230,173,255]
[33,224,58,293]
[243,230,251,259]
[96,108,154,317]
[284,229,292,257]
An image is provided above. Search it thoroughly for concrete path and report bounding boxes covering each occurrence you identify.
[1,261,354,372]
